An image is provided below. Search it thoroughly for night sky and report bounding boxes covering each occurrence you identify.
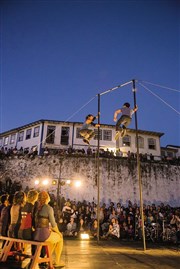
[0,0,180,146]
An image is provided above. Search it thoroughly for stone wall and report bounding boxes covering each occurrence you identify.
[0,155,179,206]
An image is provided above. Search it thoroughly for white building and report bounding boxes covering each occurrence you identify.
[161,145,180,160]
[0,119,164,158]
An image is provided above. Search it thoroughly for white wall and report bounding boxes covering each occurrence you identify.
[1,156,179,206]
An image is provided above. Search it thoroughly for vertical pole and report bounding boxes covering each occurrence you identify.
[132,79,146,251]
[57,158,62,212]
[97,94,100,243]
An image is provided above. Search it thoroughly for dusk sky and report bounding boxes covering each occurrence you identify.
[0,0,180,147]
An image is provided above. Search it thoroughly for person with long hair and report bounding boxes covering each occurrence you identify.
[34,191,64,268]
[8,191,26,238]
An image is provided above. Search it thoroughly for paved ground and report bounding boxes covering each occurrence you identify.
[0,239,180,269]
[62,240,179,269]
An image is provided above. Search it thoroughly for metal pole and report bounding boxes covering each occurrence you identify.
[97,93,100,243]
[57,158,62,212]
[132,79,146,251]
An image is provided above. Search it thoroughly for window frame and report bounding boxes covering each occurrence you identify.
[33,126,40,138]
[46,125,56,144]
[4,137,9,146]
[103,129,112,141]
[148,138,156,150]
[60,126,70,145]
[18,131,24,142]
[10,134,16,144]
[122,135,131,147]
[135,136,144,148]
[26,129,32,140]
[94,129,102,140]
[76,127,82,139]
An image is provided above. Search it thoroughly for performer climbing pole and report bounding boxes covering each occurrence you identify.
[79,114,100,145]
[96,79,146,251]
[113,102,138,140]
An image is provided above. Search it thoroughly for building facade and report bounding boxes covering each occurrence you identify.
[0,119,164,158]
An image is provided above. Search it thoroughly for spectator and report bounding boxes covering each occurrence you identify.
[77,218,88,237]
[33,191,64,268]
[90,219,98,238]
[8,191,26,238]
[65,217,77,237]
[0,194,14,237]
[0,194,9,217]
[18,190,38,240]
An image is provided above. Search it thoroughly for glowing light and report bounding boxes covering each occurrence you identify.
[74,180,81,187]
[66,179,71,184]
[52,180,57,185]
[42,179,49,186]
[34,179,40,185]
[80,233,90,240]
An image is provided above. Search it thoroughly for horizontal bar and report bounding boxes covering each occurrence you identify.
[98,80,132,96]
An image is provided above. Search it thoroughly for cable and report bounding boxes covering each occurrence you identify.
[138,82,180,115]
[65,96,96,122]
[138,80,180,93]
[39,95,97,150]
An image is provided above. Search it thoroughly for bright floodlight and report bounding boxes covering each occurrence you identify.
[74,180,81,187]
[66,179,71,185]
[80,233,90,240]
[42,179,49,186]
[34,179,40,185]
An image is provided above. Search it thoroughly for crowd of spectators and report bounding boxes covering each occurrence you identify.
[52,198,180,244]
[0,146,179,165]
[0,191,180,246]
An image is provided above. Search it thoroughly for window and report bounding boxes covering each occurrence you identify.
[122,135,131,147]
[135,136,144,148]
[34,126,40,137]
[61,126,69,145]
[46,126,56,144]
[76,128,82,139]
[148,138,156,150]
[10,134,16,144]
[167,151,173,158]
[0,138,3,147]
[4,137,9,146]
[18,131,24,142]
[94,129,102,140]
[26,129,32,140]
[103,130,112,141]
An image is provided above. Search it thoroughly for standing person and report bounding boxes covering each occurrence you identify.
[34,191,64,268]
[8,191,26,238]
[79,114,100,145]
[0,194,14,237]
[18,190,38,240]
[0,194,9,217]
[113,102,138,139]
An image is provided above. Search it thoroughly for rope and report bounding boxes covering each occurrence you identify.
[138,80,180,93]
[138,82,180,115]
[38,95,97,149]
[65,96,96,122]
